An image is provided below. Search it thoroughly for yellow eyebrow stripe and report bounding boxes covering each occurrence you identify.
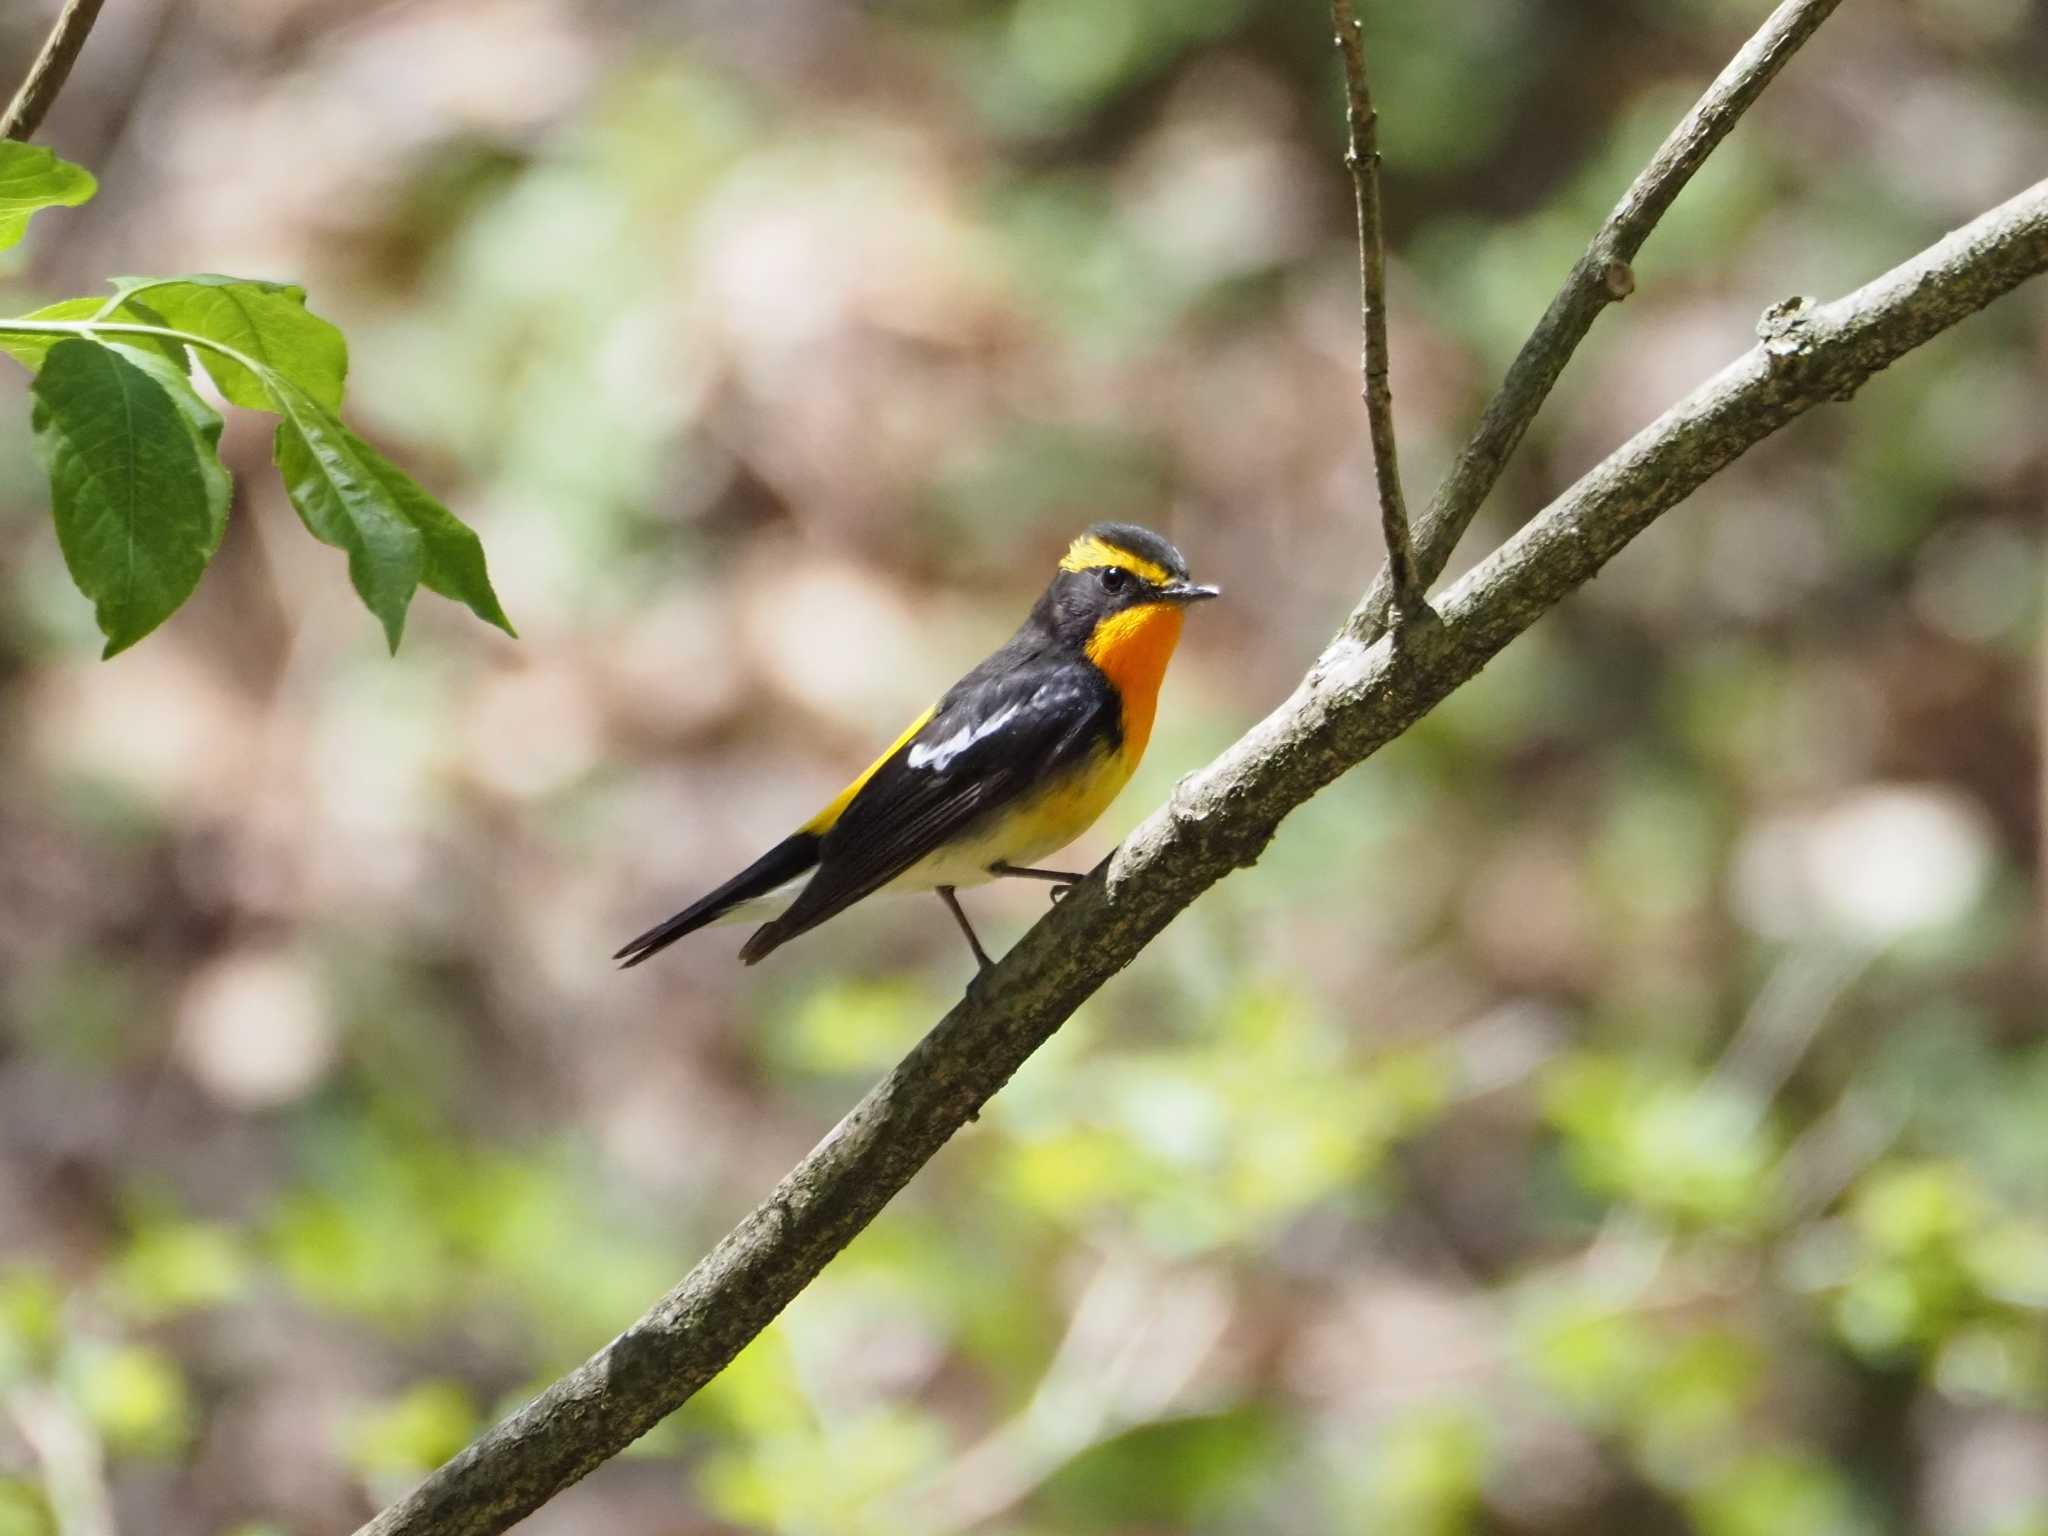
[799,705,937,835]
[1059,535,1170,586]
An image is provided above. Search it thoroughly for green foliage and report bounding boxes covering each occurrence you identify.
[30,341,230,656]
[267,1116,673,1344]
[945,0,1249,133]
[348,1381,484,1479]
[1546,1053,1778,1229]
[769,978,946,1076]
[0,295,187,371]
[0,143,94,250]
[994,983,1449,1251]
[0,1480,56,1536]
[701,1409,949,1536]
[108,1218,251,1323]
[1038,1410,1278,1529]
[694,1337,949,1536]
[0,141,510,655]
[1821,1160,2048,1404]
[102,275,349,413]
[1516,1283,1877,1534]
[69,1342,193,1459]
[1359,1408,1490,1536]
[1521,1295,1664,1424]
[272,383,428,652]
[1688,1448,1868,1536]
[0,1269,62,1380]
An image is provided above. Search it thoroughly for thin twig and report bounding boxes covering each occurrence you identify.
[1777,1088,1905,1219]
[1705,944,1867,1131]
[887,1256,1229,1536]
[2,0,110,142]
[1350,0,1844,640]
[1330,0,1424,618]
[357,179,2048,1536]
[5,1387,118,1536]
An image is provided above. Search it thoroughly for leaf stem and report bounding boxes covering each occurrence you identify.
[1,0,110,142]
[0,315,272,383]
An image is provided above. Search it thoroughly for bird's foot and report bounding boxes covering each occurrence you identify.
[991,861,1085,906]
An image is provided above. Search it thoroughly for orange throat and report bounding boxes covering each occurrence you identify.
[1084,602,1185,764]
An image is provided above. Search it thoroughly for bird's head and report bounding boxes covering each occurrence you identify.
[1037,522,1219,650]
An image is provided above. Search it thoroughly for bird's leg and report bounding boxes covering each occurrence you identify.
[937,886,994,972]
[989,861,1083,904]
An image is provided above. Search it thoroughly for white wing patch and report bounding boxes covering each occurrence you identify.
[906,703,1020,772]
[712,871,809,924]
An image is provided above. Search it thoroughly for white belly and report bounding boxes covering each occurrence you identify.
[884,817,1055,893]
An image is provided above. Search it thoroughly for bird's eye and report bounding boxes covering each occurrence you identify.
[1098,566,1130,595]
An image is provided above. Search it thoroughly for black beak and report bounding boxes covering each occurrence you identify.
[1162,580,1221,604]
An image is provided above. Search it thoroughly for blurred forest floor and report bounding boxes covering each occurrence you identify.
[0,1,2044,1533]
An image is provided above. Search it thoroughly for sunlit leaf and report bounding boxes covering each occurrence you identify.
[0,296,187,373]
[0,142,95,250]
[1040,1410,1279,1528]
[71,1344,193,1459]
[0,1269,62,1381]
[108,274,349,413]
[0,1476,57,1536]
[111,1220,251,1322]
[348,1381,481,1477]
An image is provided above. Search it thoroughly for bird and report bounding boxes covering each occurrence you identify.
[615,523,1219,973]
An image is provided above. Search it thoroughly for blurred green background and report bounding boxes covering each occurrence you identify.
[1,0,2044,1532]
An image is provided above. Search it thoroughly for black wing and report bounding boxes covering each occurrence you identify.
[738,657,1118,962]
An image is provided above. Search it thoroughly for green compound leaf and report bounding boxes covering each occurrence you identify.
[271,379,423,652]
[0,142,96,251]
[108,275,348,413]
[30,340,234,658]
[0,295,190,373]
[270,379,514,648]
[352,434,516,638]
[114,344,233,556]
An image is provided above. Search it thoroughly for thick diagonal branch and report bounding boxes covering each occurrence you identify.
[359,179,2048,1536]
[1350,0,1843,639]
[2,0,108,142]
[1330,0,1423,615]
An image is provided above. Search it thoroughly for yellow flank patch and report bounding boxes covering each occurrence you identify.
[888,741,1131,891]
[1009,743,1134,846]
[801,705,936,835]
[1059,534,1171,585]
[1084,602,1185,768]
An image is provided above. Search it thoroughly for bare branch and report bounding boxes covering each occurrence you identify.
[1330,0,1424,617]
[2,0,109,142]
[1350,0,1844,639]
[357,177,2048,1536]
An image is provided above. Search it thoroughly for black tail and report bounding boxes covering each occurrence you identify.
[614,833,821,968]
